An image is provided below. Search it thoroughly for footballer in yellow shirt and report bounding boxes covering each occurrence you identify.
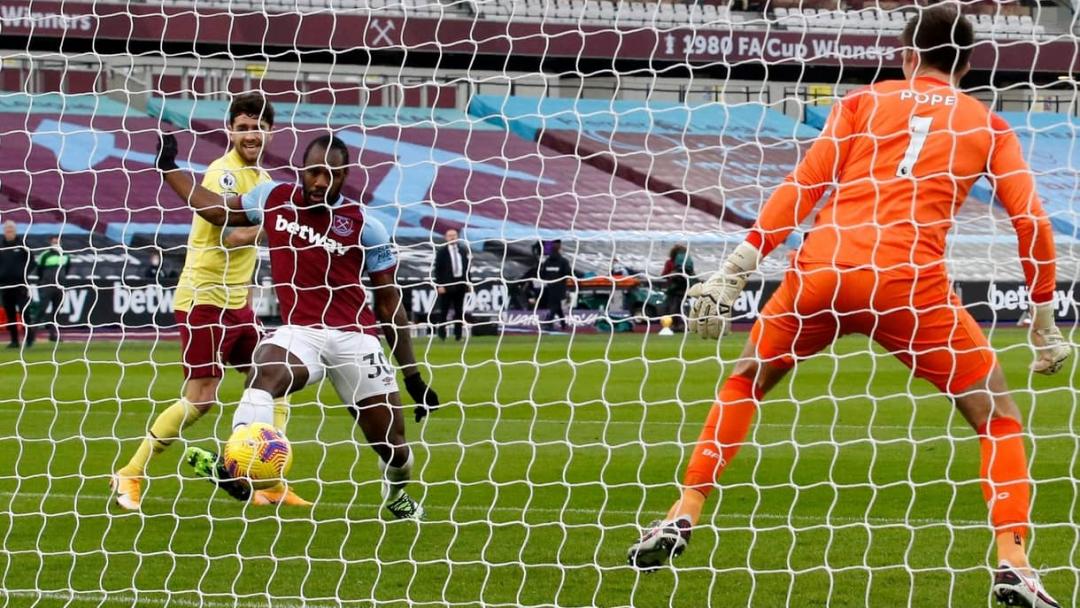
[113,92,307,509]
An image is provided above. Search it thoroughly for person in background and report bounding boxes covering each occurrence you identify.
[661,243,694,332]
[512,240,545,310]
[538,240,573,331]
[610,255,641,315]
[0,221,34,348]
[144,249,163,281]
[27,234,70,344]
[610,255,638,277]
[432,228,471,341]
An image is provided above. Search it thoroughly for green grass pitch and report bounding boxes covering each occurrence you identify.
[0,329,1077,607]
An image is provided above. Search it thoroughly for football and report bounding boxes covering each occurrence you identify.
[222,423,293,490]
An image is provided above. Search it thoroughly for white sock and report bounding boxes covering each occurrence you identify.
[378,450,413,502]
[233,388,276,429]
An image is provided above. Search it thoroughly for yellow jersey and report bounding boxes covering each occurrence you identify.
[173,149,270,312]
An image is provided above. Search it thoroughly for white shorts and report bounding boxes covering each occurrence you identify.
[262,325,399,404]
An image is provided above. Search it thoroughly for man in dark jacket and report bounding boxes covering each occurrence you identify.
[432,228,471,341]
[538,240,573,331]
[0,221,35,348]
[28,235,70,344]
[662,243,695,332]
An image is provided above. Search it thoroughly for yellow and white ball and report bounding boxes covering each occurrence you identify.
[222,422,293,490]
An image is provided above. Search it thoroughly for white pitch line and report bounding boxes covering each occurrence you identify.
[0,403,993,434]
[0,589,335,608]
[6,490,989,528]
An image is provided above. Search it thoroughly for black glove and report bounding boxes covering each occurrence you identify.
[157,132,179,171]
[405,373,440,422]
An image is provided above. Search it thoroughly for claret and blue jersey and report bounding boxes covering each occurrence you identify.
[240,180,397,334]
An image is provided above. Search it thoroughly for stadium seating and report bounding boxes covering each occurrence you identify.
[467,94,1080,282]
[140,0,1057,37]
[992,111,1080,239]
[4,91,752,280]
[466,94,827,277]
[475,0,738,27]
[0,93,227,245]
[773,6,1049,39]
[151,97,724,247]
[145,0,738,26]
[469,95,814,227]
[146,0,465,18]
[137,0,1064,41]
[0,184,51,226]
[8,89,1076,282]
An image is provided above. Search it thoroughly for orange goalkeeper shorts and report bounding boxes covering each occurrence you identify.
[749,264,996,394]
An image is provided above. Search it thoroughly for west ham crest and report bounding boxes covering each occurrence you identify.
[331,215,355,237]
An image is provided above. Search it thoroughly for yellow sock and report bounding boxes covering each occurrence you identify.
[119,398,203,477]
[273,398,290,433]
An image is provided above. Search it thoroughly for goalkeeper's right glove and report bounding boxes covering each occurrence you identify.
[687,241,761,340]
[1029,301,1071,375]
[156,132,179,172]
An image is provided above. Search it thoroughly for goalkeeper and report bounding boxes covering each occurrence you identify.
[628,7,1070,608]
[113,93,308,509]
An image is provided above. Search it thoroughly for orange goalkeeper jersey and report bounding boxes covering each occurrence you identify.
[748,76,1057,303]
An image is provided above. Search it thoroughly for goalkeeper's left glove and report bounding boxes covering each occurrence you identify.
[405,373,441,422]
[687,241,761,340]
[1029,301,1071,375]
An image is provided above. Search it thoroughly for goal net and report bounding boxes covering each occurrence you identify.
[0,1,1077,606]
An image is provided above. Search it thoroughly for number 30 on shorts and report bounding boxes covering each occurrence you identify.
[363,352,392,379]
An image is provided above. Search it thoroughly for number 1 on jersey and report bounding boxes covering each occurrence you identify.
[896,115,933,177]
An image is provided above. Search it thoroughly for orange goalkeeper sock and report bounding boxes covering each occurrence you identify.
[679,375,759,521]
[978,416,1030,566]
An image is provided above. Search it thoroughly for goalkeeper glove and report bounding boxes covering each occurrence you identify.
[687,241,761,340]
[1029,302,1071,375]
[405,373,441,422]
[156,132,179,172]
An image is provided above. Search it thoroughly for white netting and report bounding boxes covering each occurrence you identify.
[0,1,1077,606]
